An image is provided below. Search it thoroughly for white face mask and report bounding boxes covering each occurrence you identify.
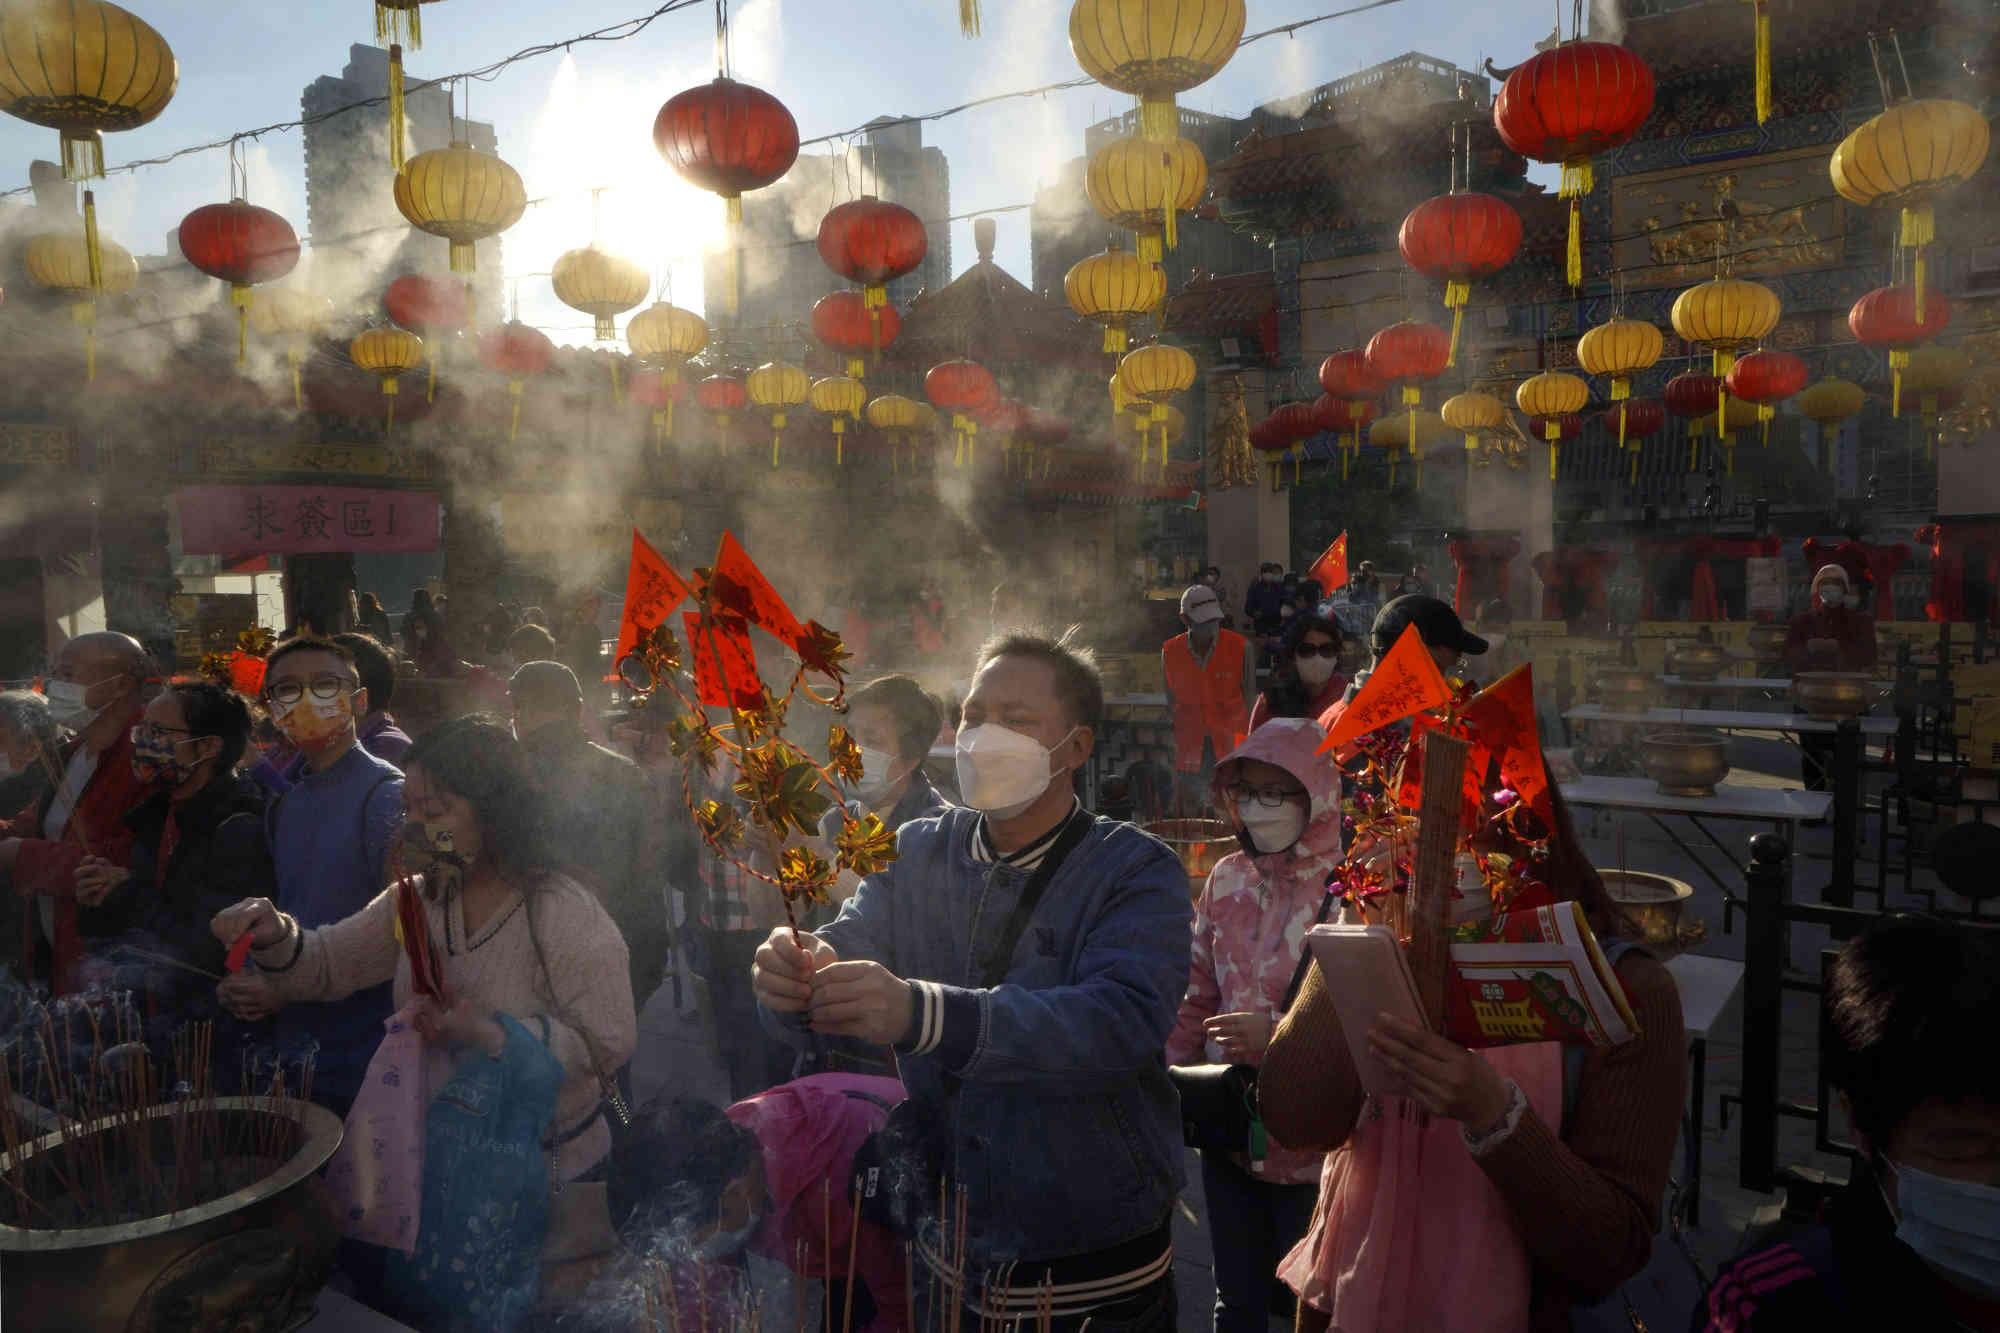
[44,680,95,729]
[1884,1156,2000,1301]
[1235,798,1307,854]
[1295,654,1337,687]
[956,724,1075,820]
[845,745,901,804]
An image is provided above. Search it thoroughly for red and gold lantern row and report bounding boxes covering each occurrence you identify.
[1492,41,1655,288]
[476,321,554,441]
[1313,391,1378,476]
[696,373,749,441]
[1849,284,1954,417]
[653,77,801,313]
[1364,320,1451,443]
[1516,370,1591,479]
[817,196,926,364]
[627,373,685,451]
[1723,349,1809,446]
[178,199,301,365]
[1664,371,1724,471]
[383,273,469,401]
[812,291,901,380]
[926,358,997,466]
[1397,191,1522,366]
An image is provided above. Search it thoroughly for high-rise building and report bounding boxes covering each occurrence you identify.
[301,45,503,318]
[701,115,951,366]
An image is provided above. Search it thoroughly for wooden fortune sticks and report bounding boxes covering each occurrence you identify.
[1407,728,1471,1030]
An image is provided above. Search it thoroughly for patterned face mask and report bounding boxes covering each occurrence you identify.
[130,725,200,786]
[397,819,472,897]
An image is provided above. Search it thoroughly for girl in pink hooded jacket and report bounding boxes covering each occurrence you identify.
[1167,716,1342,1333]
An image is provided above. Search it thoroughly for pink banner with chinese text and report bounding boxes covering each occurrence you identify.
[175,486,441,555]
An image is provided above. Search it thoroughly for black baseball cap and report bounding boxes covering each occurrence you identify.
[1370,595,1488,658]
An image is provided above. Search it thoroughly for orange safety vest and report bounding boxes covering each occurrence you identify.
[1162,629,1250,772]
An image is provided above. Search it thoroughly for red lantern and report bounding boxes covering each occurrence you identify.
[1598,396,1665,444]
[1365,322,1451,402]
[811,290,901,378]
[1850,284,1954,417]
[1397,193,1523,365]
[1492,42,1656,287]
[926,358,997,465]
[1664,372,1722,420]
[177,200,301,365]
[817,196,927,297]
[477,321,554,440]
[653,78,801,312]
[1318,349,1384,401]
[384,274,470,401]
[1724,350,1809,406]
[628,373,687,450]
[1530,414,1584,442]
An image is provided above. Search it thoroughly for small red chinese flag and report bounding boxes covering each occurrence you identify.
[1307,532,1348,595]
[710,531,805,652]
[611,529,693,677]
[685,610,762,709]
[1459,664,1554,829]
[1319,622,1452,753]
[227,652,266,697]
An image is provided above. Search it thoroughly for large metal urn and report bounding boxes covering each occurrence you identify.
[1589,666,1653,712]
[1600,869,1707,957]
[1,1098,344,1333]
[1640,728,1731,797]
[1666,640,1730,681]
[1143,817,1236,901]
[1792,671,1871,721]
[1748,623,1788,667]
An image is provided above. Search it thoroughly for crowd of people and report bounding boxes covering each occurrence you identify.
[0,577,1993,1333]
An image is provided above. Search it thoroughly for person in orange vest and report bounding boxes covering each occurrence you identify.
[1163,584,1256,811]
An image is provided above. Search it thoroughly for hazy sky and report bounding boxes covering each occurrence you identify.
[0,0,1580,347]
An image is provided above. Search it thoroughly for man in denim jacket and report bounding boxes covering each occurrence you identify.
[754,631,1193,1331]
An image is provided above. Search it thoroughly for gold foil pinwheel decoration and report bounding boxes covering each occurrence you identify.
[609,527,893,933]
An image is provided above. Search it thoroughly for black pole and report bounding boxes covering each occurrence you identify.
[1828,718,1859,913]
[1739,831,1789,1194]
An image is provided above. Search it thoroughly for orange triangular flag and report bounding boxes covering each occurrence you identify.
[1308,532,1348,595]
[710,530,806,652]
[610,530,694,678]
[1318,622,1452,753]
[685,609,763,710]
[1459,664,1554,829]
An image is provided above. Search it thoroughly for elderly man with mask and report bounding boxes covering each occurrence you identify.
[0,633,153,993]
[752,630,1193,1332]
[1164,583,1256,812]
[1784,564,1879,793]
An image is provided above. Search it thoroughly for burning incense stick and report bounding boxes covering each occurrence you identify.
[114,945,222,982]
[841,1180,862,1333]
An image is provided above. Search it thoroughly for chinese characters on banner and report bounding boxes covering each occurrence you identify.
[175,486,441,555]
[611,530,693,669]
[1320,623,1452,752]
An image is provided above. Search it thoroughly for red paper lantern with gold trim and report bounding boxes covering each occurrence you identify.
[1397,192,1522,365]
[811,290,901,379]
[1724,349,1809,407]
[927,358,997,465]
[178,199,301,365]
[477,320,553,440]
[818,196,926,298]
[1850,284,1954,417]
[653,77,800,312]
[1318,349,1384,402]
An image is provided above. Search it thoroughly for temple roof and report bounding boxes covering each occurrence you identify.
[885,217,1104,374]
[1162,270,1277,340]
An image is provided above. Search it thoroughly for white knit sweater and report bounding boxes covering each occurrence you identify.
[256,872,638,1181]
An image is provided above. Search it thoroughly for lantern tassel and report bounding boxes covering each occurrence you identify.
[611,359,623,406]
[1342,448,1350,481]
[1903,204,1935,323]
[1139,93,1176,143]
[1618,402,1628,450]
[1103,327,1126,357]
[509,380,524,441]
[289,350,304,410]
[449,242,475,275]
[1891,348,1909,418]
[960,0,980,36]
[232,287,252,366]
[1163,149,1179,252]
[1753,0,1772,124]
[1760,404,1773,448]
[388,46,408,172]
[1444,280,1469,366]
[725,196,744,316]
[82,190,103,293]
[61,129,104,182]
[426,348,437,402]
[384,376,399,435]
[1549,442,1559,481]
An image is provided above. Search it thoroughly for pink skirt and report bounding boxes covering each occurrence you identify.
[1277,1043,1562,1333]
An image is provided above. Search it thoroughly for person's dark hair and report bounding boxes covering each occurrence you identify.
[400,716,554,882]
[978,627,1103,730]
[850,674,944,765]
[508,623,558,662]
[0,689,64,757]
[1261,613,1346,719]
[409,589,434,615]
[1823,916,2000,1152]
[168,679,254,773]
[608,1097,761,1252]
[358,592,383,615]
[330,632,396,711]
[262,635,357,683]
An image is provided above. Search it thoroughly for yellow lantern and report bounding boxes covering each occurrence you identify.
[1368,409,1446,487]
[809,375,867,465]
[747,361,809,468]
[1578,317,1663,446]
[1902,344,1971,453]
[1441,390,1506,452]
[1830,99,1989,322]
[1086,134,1207,262]
[626,301,707,436]
[350,327,425,432]
[1065,242,1167,360]
[1516,371,1589,478]
[1119,402,1187,479]
[1799,375,1864,477]
[393,142,527,286]
[867,393,925,474]
[24,229,137,384]
[1671,276,1781,422]
[552,246,649,343]
[0,0,176,180]
[250,283,331,408]
[1118,342,1196,481]
[1069,0,1246,142]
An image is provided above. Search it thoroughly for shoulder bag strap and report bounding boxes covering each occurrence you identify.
[1281,886,1341,1011]
[975,806,1094,990]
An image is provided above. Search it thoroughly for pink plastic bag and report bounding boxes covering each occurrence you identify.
[322,1005,429,1254]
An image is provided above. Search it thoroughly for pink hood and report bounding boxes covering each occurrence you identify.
[1212,716,1345,865]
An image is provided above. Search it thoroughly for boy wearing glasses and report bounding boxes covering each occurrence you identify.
[219,636,403,1116]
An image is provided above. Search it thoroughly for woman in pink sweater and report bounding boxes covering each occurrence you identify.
[1168,717,1341,1333]
[215,717,638,1282]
